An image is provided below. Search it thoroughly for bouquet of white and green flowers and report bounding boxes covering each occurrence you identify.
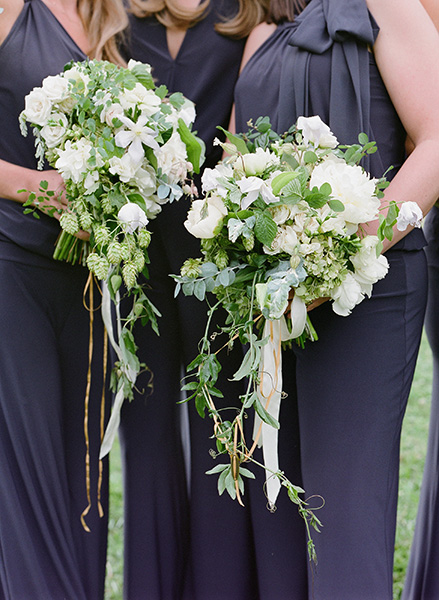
[173,116,422,556]
[20,58,204,455]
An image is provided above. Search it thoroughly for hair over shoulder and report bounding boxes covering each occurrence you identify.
[129,0,269,38]
[79,0,129,65]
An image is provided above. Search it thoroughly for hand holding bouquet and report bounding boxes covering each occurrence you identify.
[173,116,422,558]
[20,58,205,455]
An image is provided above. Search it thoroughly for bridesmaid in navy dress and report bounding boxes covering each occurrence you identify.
[402,2,439,598]
[0,0,126,597]
[233,0,439,598]
[121,1,280,598]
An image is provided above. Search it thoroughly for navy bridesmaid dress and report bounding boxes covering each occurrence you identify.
[121,4,270,598]
[0,0,110,598]
[234,0,427,598]
[402,205,439,600]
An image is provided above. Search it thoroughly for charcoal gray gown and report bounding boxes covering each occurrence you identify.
[234,0,427,598]
[402,205,439,600]
[0,1,110,597]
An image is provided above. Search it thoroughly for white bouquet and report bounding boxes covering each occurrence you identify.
[20,59,205,455]
[173,116,422,557]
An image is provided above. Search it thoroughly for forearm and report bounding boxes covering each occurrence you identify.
[361,138,439,250]
[0,159,43,204]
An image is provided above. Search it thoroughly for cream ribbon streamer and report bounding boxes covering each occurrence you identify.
[99,281,138,459]
[253,294,307,507]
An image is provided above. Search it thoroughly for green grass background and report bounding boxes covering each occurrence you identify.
[104,334,434,600]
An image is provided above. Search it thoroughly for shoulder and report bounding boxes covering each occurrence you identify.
[0,0,25,46]
[240,22,277,73]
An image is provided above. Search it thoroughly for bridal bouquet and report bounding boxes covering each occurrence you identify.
[20,58,204,455]
[173,116,422,553]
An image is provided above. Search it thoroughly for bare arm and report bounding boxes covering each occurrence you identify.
[363,0,439,249]
[228,22,277,135]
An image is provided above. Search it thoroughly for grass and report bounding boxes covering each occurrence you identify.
[104,334,434,600]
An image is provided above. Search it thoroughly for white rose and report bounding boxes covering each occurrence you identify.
[63,66,91,93]
[350,236,389,295]
[296,115,338,149]
[157,131,189,184]
[331,272,365,316]
[120,84,161,116]
[40,113,68,148]
[166,99,197,129]
[41,75,69,102]
[118,202,149,233]
[23,88,52,126]
[184,195,227,239]
[310,157,380,234]
[101,102,124,127]
[127,59,150,72]
[396,201,423,231]
[109,154,139,182]
[55,138,93,183]
[237,148,279,176]
[84,170,100,193]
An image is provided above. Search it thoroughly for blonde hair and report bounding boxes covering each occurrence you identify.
[129,0,269,39]
[78,0,129,65]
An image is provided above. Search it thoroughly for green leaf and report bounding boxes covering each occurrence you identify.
[328,199,345,212]
[194,279,206,301]
[254,211,277,247]
[358,132,369,145]
[238,467,255,479]
[225,471,237,499]
[217,467,229,495]
[254,395,280,429]
[205,463,229,475]
[304,150,318,164]
[177,118,205,174]
[271,172,299,196]
[216,126,249,155]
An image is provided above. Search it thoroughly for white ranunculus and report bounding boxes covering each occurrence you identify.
[41,75,69,102]
[396,201,423,231]
[157,131,188,184]
[331,272,365,316]
[310,157,380,234]
[350,236,389,295]
[40,112,68,148]
[118,202,149,233]
[119,84,161,116]
[238,148,279,176]
[55,138,93,183]
[23,88,52,126]
[184,195,227,239]
[109,153,139,182]
[296,115,338,149]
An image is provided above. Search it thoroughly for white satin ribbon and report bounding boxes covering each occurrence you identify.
[253,294,307,507]
[99,281,138,459]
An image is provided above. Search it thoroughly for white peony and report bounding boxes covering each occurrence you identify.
[40,113,68,148]
[184,195,227,239]
[157,131,189,184]
[279,225,299,254]
[23,88,52,126]
[350,236,389,295]
[55,138,93,184]
[310,157,380,234]
[270,204,291,225]
[396,201,423,231]
[101,102,124,127]
[331,272,365,316]
[41,75,69,102]
[296,115,338,149]
[118,202,149,233]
